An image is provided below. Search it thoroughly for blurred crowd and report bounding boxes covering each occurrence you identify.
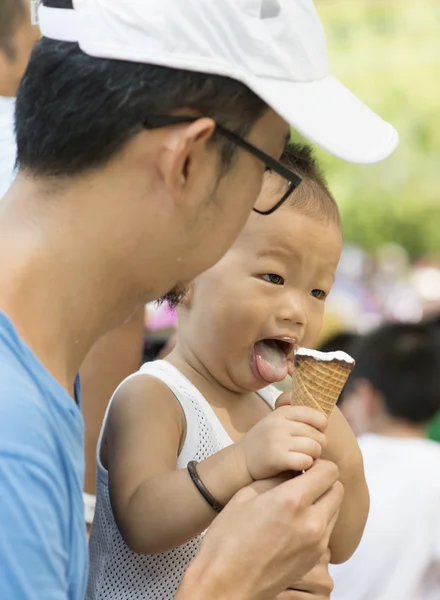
[323,243,440,337]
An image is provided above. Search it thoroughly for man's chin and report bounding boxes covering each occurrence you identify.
[160,285,189,308]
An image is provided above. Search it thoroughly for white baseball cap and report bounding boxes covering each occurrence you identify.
[38,0,399,164]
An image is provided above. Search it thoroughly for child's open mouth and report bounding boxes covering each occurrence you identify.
[251,338,295,384]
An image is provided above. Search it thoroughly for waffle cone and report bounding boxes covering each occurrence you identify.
[291,352,354,418]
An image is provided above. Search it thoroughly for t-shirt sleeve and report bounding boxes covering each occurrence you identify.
[434,497,440,561]
[0,401,69,599]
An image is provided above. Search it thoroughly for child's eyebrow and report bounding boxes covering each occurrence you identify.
[257,247,292,260]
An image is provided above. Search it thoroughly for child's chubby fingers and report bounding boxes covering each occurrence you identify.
[288,435,324,462]
[282,452,315,473]
[285,420,328,453]
[276,404,328,434]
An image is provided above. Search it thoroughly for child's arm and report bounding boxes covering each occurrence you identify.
[105,377,327,555]
[322,407,369,564]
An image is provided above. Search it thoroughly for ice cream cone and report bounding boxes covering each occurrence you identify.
[291,348,355,418]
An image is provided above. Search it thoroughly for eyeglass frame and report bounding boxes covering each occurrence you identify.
[142,115,302,216]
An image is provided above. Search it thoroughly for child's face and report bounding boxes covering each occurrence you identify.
[181,189,342,392]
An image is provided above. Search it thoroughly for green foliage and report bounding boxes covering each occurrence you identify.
[294,0,440,259]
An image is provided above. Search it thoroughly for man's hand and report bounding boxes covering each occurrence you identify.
[176,459,344,600]
[276,549,334,599]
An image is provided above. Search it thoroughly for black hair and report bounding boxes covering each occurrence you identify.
[349,322,440,424]
[280,143,340,226]
[318,331,358,355]
[0,0,26,60]
[15,0,267,178]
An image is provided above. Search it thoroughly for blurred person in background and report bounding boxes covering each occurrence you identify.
[0,0,39,198]
[425,315,440,444]
[330,322,440,600]
[317,331,358,357]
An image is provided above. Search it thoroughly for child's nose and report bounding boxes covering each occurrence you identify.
[276,292,307,328]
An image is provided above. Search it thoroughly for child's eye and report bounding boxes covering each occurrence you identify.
[311,289,327,300]
[260,273,284,285]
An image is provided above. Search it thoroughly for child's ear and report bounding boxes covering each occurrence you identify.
[180,283,194,307]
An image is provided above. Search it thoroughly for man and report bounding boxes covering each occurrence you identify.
[0,0,39,198]
[0,0,145,519]
[0,1,398,599]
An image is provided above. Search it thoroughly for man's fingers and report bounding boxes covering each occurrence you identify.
[275,592,309,599]
[323,505,340,545]
[318,548,332,565]
[309,480,344,549]
[273,459,341,508]
[234,474,292,503]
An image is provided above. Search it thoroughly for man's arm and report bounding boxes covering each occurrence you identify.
[0,451,69,600]
[176,460,343,600]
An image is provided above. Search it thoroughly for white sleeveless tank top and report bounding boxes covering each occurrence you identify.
[87,360,280,600]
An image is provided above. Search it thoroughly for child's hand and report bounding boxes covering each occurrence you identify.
[235,405,328,481]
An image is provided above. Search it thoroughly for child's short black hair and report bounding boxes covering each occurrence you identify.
[349,322,440,424]
[280,143,340,227]
[0,0,26,60]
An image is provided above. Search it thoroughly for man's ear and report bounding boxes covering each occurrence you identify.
[158,118,217,203]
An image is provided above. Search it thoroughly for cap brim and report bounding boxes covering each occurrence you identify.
[249,74,398,164]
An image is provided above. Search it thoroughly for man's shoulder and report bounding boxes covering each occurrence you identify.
[0,342,59,461]
[0,331,47,407]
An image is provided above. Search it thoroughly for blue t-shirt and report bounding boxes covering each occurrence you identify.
[0,313,87,600]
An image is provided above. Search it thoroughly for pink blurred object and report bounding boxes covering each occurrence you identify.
[146,302,177,331]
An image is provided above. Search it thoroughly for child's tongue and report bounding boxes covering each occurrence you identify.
[253,340,288,383]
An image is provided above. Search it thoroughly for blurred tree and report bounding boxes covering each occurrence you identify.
[294,0,440,259]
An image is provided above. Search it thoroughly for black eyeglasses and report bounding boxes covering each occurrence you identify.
[142,115,302,216]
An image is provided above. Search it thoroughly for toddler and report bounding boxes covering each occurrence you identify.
[88,144,368,599]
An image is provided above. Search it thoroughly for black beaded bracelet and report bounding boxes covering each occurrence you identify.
[187,460,224,513]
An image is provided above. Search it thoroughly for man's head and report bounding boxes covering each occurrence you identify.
[15,2,294,303]
[173,144,342,394]
[343,323,440,435]
[11,0,396,309]
[0,0,39,96]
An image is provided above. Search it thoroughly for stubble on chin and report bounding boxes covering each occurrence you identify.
[160,285,188,308]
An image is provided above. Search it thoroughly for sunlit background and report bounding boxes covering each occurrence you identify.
[289,0,440,335]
